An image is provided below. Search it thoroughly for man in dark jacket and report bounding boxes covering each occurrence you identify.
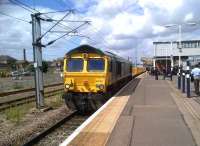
[191,64,200,95]
[162,68,166,80]
[155,67,158,80]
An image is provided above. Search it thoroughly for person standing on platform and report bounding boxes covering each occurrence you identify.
[155,67,158,80]
[191,64,200,95]
[162,68,166,80]
[170,67,173,81]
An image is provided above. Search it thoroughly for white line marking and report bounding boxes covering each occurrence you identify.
[59,77,138,146]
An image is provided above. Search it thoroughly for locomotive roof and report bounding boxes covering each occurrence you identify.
[66,44,131,63]
[66,44,105,56]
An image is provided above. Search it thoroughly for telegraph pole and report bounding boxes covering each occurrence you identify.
[31,13,44,109]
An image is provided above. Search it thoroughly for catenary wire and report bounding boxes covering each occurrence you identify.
[0,11,31,23]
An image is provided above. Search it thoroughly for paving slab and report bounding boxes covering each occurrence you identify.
[107,75,196,146]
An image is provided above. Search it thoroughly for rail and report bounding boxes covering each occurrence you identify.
[0,82,63,97]
[22,111,78,146]
[0,88,63,111]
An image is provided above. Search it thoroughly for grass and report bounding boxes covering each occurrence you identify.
[47,92,64,108]
[4,103,33,124]
[13,82,24,90]
[3,91,64,124]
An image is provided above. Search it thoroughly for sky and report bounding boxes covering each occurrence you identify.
[1,0,200,63]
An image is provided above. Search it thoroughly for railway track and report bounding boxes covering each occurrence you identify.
[0,88,63,111]
[22,110,88,146]
[0,82,63,97]
[0,83,64,111]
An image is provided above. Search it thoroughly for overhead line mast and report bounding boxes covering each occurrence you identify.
[8,0,90,109]
[31,13,44,108]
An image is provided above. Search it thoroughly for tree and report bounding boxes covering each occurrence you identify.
[26,64,34,72]
[42,61,48,73]
[26,61,48,73]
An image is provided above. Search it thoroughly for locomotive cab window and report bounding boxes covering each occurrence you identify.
[88,58,105,72]
[67,58,83,72]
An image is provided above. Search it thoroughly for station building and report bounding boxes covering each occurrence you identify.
[153,40,200,72]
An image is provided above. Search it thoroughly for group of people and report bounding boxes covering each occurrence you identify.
[151,63,200,95]
[153,67,173,80]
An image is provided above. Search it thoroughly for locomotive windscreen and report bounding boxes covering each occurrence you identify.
[88,58,105,72]
[67,58,83,72]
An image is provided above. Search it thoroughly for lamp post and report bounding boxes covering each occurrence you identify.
[165,24,182,89]
[178,25,182,89]
[164,22,196,89]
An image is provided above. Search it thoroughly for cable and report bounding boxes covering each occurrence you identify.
[0,11,31,23]
[8,0,88,48]
[11,0,88,39]
[41,26,80,46]
[65,33,90,39]
[12,0,36,13]
[45,22,89,46]
[50,19,91,23]
[9,0,111,49]
[74,12,110,48]
[38,11,72,41]
[71,1,140,49]
[40,9,74,14]
[9,0,35,13]
[12,0,73,31]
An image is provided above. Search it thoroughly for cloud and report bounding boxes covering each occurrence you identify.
[78,0,200,61]
[1,0,200,63]
[184,13,193,22]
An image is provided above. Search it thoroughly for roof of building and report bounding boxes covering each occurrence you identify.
[153,40,200,44]
[15,60,29,64]
[0,55,17,62]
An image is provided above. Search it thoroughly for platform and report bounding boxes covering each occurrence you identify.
[60,73,200,146]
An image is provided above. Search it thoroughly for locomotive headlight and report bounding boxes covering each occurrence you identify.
[99,84,104,90]
[60,73,63,78]
[65,84,70,89]
[96,84,104,90]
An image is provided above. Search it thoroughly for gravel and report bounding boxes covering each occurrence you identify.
[34,116,88,146]
[0,105,71,146]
